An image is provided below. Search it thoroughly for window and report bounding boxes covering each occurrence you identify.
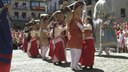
[22,3,26,6]
[31,2,39,7]
[40,2,45,11]
[14,12,19,18]
[121,8,126,18]
[22,3,27,8]
[30,1,45,11]
[2,0,11,4]
[40,2,44,7]
[15,2,19,8]
[22,12,26,18]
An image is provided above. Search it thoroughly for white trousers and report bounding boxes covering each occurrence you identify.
[70,48,81,68]
[41,46,49,59]
[27,42,31,57]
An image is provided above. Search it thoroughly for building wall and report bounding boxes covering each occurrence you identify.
[113,0,128,21]
[9,0,47,27]
[9,0,128,29]
[10,0,30,20]
[47,0,59,13]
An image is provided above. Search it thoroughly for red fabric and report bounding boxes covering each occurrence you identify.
[0,62,11,72]
[29,39,39,57]
[49,39,66,61]
[116,31,120,38]
[80,39,95,66]
[54,41,66,61]
[0,53,12,59]
[67,20,83,48]
[22,38,28,52]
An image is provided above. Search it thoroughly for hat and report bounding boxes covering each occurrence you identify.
[60,0,75,14]
[63,1,85,13]
[64,2,76,12]
[34,19,40,24]
[25,19,39,27]
[50,10,64,21]
[60,1,69,10]
[25,19,34,26]
[40,13,50,21]
[40,14,48,19]
[63,2,76,26]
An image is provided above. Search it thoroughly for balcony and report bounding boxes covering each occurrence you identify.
[30,0,51,1]
[12,5,29,10]
[11,15,39,21]
[13,0,30,1]
[30,6,46,11]
[11,16,29,21]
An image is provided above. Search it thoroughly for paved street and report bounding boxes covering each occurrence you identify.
[11,49,128,72]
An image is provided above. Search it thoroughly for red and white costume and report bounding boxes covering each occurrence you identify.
[22,32,28,52]
[27,30,40,57]
[117,30,125,52]
[49,26,66,63]
[80,23,95,67]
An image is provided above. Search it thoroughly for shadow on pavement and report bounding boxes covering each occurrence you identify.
[59,62,71,67]
[73,68,104,72]
[43,58,53,63]
[59,63,104,72]
[96,55,128,59]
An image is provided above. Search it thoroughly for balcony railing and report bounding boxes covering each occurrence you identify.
[13,0,30,1]
[11,16,39,21]
[30,6,46,11]
[11,16,29,21]
[12,5,29,10]
[30,0,51,1]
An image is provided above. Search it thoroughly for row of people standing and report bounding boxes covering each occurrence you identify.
[115,23,128,53]
[11,29,24,50]
[22,1,95,71]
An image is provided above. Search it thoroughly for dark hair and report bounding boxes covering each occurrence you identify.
[86,16,95,38]
[27,32,31,42]
[52,22,58,39]
[53,22,58,27]
[86,16,93,25]
[74,1,85,10]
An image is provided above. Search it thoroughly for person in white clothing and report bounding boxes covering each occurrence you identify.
[39,14,50,60]
[51,22,67,64]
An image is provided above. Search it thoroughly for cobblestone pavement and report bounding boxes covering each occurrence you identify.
[11,49,128,72]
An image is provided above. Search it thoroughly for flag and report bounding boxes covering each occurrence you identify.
[0,0,13,72]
